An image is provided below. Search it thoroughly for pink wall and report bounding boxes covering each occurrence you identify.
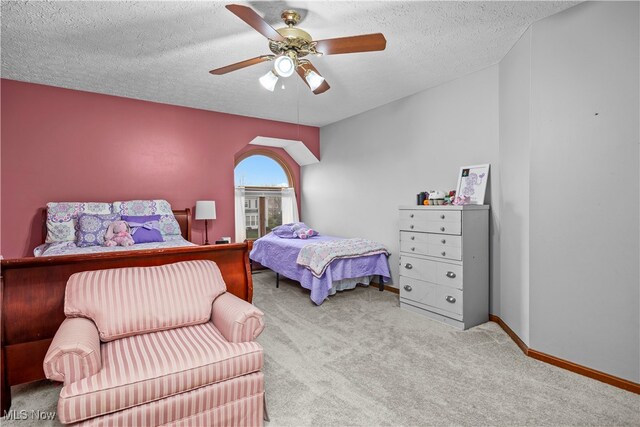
[0,79,319,258]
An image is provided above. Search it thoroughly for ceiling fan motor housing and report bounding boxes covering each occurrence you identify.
[268,10,315,58]
[269,27,314,57]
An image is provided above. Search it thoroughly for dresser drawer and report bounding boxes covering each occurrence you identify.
[399,218,461,235]
[401,232,461,247]
[399,276,463,318]
[399,255,463,289]
[400,234,462,260]
[400,210,461,223]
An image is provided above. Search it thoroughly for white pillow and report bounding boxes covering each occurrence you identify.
[45,202,112,243]
[45,219,77,243]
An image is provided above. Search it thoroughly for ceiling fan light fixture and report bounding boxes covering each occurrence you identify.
[259,70,278,91]
[305,70,325,91]
[274,55,295,77]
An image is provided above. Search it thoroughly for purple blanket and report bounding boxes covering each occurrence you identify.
[250,233,391,305]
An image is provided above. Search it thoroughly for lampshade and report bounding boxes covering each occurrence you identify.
[305,70,325,91]
[274,55,295,77]
[259,70,278,91]
[195,201,216,220]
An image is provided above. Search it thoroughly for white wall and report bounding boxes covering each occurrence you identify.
[499,28,531,345]
[528,1,639,382]
[302,66,500,312]
[303,1,639,383]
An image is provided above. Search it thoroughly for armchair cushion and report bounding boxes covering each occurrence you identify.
[71,373,264,427]
[212,292,265,343]
[57,322,263,424]
[43,318,101,385]
[64,260,227,341]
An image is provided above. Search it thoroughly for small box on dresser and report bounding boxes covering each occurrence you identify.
[398,205,489,330]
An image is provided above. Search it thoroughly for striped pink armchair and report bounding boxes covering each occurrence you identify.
[43,260,265,426]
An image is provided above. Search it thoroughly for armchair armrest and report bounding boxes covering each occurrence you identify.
[43,317,102,385]
[212,292,265,342]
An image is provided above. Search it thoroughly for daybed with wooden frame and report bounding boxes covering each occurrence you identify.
[0,208,254,413]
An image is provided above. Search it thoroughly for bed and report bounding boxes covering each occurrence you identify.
[250,232,391,305]
[0,204,254,414]
[34,201,196,257]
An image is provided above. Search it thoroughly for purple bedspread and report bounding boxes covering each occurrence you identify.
[250,233,391,305]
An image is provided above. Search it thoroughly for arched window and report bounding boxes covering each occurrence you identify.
[234,152,298,241]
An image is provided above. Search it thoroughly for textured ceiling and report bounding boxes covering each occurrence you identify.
[1,1,578,127]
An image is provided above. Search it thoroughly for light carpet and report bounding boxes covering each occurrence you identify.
[3,270,638,426]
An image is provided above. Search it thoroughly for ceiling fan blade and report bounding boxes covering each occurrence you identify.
[209,55,273,75]
[314,33,386,55]
[226,4,285,42]
[297,62,330,95]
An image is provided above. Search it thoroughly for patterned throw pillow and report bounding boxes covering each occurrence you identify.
[45,220,77,243]
[122,214,164,244]
[112,200,181,236]
[77,213,121,247]
[45,202,113,243]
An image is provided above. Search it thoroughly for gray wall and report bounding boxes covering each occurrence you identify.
[301,66,501,313]
[302,1,639,382]
[499,28,531,345]
[527,1,639,382]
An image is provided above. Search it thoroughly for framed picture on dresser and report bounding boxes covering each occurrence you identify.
[456,164,490,205]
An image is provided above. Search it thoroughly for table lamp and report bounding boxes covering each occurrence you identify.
[195,201,216,245]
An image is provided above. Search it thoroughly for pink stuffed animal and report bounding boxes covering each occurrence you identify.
[452,195,470,206]
[104,220,134,247]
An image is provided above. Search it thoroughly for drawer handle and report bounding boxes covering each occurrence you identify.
[445,296,456,304]
[441,239,446,244]
[440,214,445,219]
[404,285,412,292]
[440,227,445,232]
[411,236,415,240]
[410,225,415,229]
[446,271,456,278]
[411,247,415,251]
[410,213,414,218]
[441,251,446,256]
[405,263,413,270]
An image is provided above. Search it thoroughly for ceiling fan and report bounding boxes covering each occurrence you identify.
[209,4,387,95]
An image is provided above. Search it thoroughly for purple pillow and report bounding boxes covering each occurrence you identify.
[122,215,164,244]
[272,224,296,238]
[77,213,121,247]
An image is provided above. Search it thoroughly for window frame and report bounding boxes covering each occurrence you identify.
[234,150,296,241]
[234,149,295,191]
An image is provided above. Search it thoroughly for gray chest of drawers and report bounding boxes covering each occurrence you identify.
[398,205,489,330]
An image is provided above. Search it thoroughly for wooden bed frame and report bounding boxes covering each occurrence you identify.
[0,208,253,413]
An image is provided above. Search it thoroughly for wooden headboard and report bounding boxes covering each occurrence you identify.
[41,208,192,243]
[172,209,192,241]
